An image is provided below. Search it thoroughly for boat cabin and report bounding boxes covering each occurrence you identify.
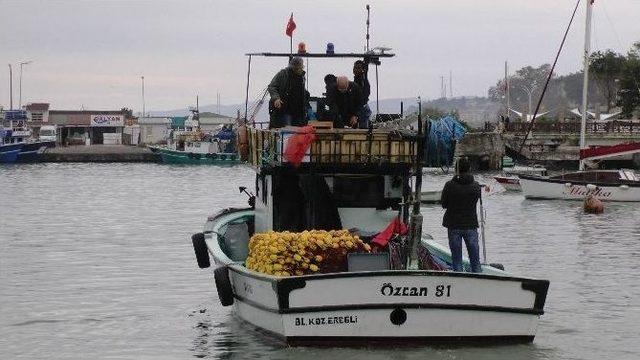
[246,127,418,235]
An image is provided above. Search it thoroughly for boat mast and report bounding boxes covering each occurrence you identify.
[407,97,423,269]
[579,0,593,171]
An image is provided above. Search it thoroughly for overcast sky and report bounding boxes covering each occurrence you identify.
[1,0,639,113]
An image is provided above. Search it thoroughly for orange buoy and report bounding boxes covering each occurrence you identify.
[583,195,604,214]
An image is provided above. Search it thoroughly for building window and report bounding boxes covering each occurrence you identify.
[31,112,43,122]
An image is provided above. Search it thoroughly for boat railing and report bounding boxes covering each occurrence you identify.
[245,127,418,170]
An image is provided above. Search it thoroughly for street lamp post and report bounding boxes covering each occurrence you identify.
[19,60,33,108]
[8,64,13,110]
[141,76,145,118]
[520,84,537,119]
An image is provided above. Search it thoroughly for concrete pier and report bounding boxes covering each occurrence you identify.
[42,145,158,162]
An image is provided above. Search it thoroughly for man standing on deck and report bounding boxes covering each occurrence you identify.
[353,60,371,128]
[327,76,363,128]
[268,57,308,128]
[440,156,482,273]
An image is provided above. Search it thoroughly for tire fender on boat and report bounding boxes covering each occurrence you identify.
[191,232,211,269]
[489,263,505,271]
[214,266,234,306]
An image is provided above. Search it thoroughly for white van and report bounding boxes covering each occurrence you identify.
[39,125,57,142]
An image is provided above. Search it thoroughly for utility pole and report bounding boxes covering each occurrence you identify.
[505,61,510,117]
[217,92,220,114]
[19,60,32,108]
[141,76,145,118]
[449,70,453,98]
[8,64,13,110]
[440,76,445,99]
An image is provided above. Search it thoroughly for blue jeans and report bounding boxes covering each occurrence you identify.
[447,228,481,273]
[357,104,371,129]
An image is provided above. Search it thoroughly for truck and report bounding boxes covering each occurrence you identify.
[39,125,57,143]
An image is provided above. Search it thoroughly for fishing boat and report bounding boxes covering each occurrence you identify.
[0,142,23,163]
[154,110,239,165]
[519,0,640,201]
[1,111,55,162]
[190,48,549,345]
[493,165,547,192]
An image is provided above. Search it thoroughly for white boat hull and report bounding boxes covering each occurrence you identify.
[520,176,640,201]
[225,265,545,344]
[198,209,548,345]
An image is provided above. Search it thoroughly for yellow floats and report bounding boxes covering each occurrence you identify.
[245,229,371,276]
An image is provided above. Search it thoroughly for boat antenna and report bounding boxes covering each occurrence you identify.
[407,96,424,269]
[517,0,582,158]
[365,5,370,52]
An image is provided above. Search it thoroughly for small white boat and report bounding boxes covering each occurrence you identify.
[420,190,442,204]
[494,165,548,192]
[520,169,640,201]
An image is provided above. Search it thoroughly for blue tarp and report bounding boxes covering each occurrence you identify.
[424,115,466,167]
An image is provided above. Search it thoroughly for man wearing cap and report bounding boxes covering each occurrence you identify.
[268,57,308,128]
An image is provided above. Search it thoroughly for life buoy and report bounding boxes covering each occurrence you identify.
[214,266,234,306]
[236,124,249,161]
[191,233,210,269]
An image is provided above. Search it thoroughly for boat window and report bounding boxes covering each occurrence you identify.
[332,175,385,208]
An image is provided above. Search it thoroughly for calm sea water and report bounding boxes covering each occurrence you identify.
[1,163,639,360]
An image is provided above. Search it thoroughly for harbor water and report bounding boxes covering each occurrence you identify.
[1,163,639,359]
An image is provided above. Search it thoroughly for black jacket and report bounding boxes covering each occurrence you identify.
[326,82,363,128]
[441,174,481,229]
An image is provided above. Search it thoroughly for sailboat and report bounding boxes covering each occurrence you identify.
[520,0,640,201]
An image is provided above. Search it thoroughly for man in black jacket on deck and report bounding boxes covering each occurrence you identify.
[441,156,482,273]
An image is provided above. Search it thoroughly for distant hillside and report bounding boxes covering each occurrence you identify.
[154,97,416,122]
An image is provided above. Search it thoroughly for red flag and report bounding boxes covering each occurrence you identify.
[285,13,296,37]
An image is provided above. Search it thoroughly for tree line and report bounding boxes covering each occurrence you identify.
[488,41,640,119]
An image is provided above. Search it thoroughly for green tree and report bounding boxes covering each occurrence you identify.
[488,64,552,116]
[589,50,625,112]
[618,42,640,118]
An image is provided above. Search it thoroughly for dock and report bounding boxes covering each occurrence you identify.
[41,145,158,163]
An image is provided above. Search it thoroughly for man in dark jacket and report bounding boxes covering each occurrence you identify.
[268,57,307,128]
[327,76,363,128]
[353,60,371,128]
[441,156,482,272]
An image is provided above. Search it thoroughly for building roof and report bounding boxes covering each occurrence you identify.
[24,103,50,111]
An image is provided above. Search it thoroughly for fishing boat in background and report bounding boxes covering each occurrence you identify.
[190,43,549,345]
[493,165,547,192]
[153,109,240,165]
[0,142,23,163]
[1,111,56,162]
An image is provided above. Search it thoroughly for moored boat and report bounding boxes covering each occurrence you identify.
[520,169,640,201]
[494,165,547,192]
[0,142,23,163]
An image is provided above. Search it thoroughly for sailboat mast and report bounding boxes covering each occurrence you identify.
[579,0,593,171]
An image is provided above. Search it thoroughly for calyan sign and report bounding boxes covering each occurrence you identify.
[90,115,124,127]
